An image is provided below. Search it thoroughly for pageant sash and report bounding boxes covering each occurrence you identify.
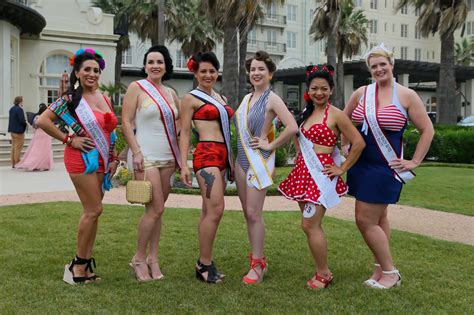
[298,128,341,209]
[136,79,182,169]
[189,89,234,174]
[364,83,415,184]
[236,93,275,190]
[76,98,110,171]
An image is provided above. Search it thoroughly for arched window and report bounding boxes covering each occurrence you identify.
[39,54,72,104]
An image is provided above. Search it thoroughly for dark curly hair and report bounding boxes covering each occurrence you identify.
[64,52,103,114]
[298,64,335,125]
[191,51,220,71]
[245,50,276,73]
[142,45,174,81]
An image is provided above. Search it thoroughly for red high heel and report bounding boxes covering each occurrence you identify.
[306,273,333,289]
[242,253,267,284]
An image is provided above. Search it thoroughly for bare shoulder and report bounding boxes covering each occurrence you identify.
[397,84,421,104]
[353,86,366,99]
[268,91,285,107]
[329,105,346,119]
[181,93,199,108]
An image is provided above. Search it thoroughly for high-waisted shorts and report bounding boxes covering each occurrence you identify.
[193,141,228,173]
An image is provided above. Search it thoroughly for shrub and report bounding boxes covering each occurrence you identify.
[114,127,127,155]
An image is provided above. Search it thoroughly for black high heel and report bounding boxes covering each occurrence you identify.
[195,260,222,284]
[63,256,89,285]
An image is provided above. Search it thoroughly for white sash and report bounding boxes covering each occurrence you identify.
[189,89,234,174]
[136,79,182,169]
[236,93,275,190]
[76,98,110,170]
[298,128,341,209]
[364,83,415,184]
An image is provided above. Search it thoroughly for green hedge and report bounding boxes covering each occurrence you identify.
[404,125,474,164]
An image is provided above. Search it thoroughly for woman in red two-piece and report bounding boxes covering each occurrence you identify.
[179,52,234,283]
[38,49,118,285]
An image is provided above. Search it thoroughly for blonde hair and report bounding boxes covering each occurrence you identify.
[365,47,395,68]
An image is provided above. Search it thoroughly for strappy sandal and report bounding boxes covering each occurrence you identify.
[63,255,90,285]
[195,260,222,284]
[242,253,268,285]
[367,268,402,289]
[85,257,101,282]
[363,263,381,286]
[146,257,164,280]
[129,256,152,282]
[307,273,334,289]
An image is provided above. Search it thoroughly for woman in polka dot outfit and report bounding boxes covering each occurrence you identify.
[279,64,365,289]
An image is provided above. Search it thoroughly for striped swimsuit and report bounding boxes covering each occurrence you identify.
[235,89,273,174]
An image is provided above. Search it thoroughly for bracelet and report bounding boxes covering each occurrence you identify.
[112,155,120,162]
[66,134,75,146]
[62,133,69,144]
[132,149,141,156]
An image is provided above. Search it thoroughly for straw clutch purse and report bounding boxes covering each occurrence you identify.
[126,172,152,204]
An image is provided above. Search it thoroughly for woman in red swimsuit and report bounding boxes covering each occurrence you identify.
[278,65,364,289]
[37,49,118,285]
[179,52,233,283]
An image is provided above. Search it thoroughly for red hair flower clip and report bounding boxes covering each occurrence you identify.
[187,58,197,73]
[304,91,311,102]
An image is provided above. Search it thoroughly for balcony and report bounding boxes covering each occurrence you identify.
[0,0,46,35]
[261,14,287,29]
[247,40,286,56]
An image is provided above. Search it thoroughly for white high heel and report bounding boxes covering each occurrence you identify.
[368,268,402,289]
[363,263,381,286]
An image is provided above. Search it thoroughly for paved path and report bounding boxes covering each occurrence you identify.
[1,163,473,246]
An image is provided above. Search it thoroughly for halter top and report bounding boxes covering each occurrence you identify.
[301,104,337,147]
[193,103,234,120]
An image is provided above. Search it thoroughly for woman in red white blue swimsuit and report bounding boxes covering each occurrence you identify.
[279,64,365,289]
[343,45,433,289]
[179,52,234,283]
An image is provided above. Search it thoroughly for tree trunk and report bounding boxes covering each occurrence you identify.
[114,38,124,106]
[437,32,457,124]
[335,51,344,109]
[238,25,249,105]
[222,20,239,109]
[326,11,339,105]
[157,0,166,45]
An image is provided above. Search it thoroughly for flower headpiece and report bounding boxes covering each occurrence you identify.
[69,48,106,70]
[305,64,334,77]
[364,42,394,65]
[187,57,198,73]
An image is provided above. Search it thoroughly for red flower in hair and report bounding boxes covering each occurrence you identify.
[304,91,311,102]
[187,58,197,72]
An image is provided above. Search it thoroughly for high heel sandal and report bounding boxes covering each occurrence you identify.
[86,257,101,282]
[129,256,152,282]
[195,260,222,284]
[306,273,333,289]
[146,257,164,280]
[368,268,402,289]
[63,255,90,285]
[242,253,268,285]
[363,263,381,286]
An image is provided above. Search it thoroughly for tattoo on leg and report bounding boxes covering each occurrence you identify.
[200,169,215,199]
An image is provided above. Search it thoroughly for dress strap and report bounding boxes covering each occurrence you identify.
[102,94,113,111]
[322,104,330,125]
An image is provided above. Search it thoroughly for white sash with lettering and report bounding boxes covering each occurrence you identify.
[364,83,415,184]
[236,93,275,190]
[298,128,341,209]
[136,79,182,169]
[76,97,110,170]
[189,89,234,174]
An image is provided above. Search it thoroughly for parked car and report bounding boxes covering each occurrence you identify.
[457,115,474,126]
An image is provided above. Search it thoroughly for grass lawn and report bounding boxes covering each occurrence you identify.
[1,202,473,313]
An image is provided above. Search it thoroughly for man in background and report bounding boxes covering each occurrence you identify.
[8,96,27,167]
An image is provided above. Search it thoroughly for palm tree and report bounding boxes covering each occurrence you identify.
[455,37,474,66]
[203,0,285,109]
[310,0,367,108]
[92,0,131,105]
[397,0,468,124]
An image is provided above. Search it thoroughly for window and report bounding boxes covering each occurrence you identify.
[401,24,408,37]
[369,20,378,34]
[354,0,362,6]
[432,51,435,59]
[401,47,408,60]
[121,48,132,65]
[392,23,395,32]
[468,0,474,11]
[467,22,474,35]
[370,0,378,9]
[415,48,421,61]
[267,30,277,46]
[40,54,72,104]
[248,28,257,45]
[266,4,277,20]
[384,23,387,32]
[175,50,186,68]
[287,4,297,22]
[415,7,421,16]
[287,32,296,48]
[415,28,420,39]
[401,5,408,14]
[427,51,430,59]
[370,42,377,49]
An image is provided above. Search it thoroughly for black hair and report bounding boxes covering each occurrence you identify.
[38,103,47,115]
[245,50,276,73]
[142,45,173,80]
[193,51,220,71]
[298,64,335,125]
[64,52,102,114]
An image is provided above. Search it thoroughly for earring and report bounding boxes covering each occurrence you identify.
[74,81,80,89]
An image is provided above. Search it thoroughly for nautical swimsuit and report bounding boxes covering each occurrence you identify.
[278,104,347,204]
[347,83,408,204]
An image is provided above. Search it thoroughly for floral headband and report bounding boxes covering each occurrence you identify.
[306,65,334,77]
[69,48,106,70]
[187,57,198,73]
